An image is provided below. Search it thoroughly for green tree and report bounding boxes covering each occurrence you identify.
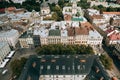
[58,0,65,8]
[99,55,113,70]
[52,12,59,21]
[36,44,94,55]
[10,57,27,77]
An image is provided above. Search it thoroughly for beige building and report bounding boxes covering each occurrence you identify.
[112,16,120,26]
[89,15,107,25]
[33,21,103,47]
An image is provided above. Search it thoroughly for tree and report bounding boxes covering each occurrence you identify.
[77,0,90,9]
[99,55,113,70]
[52,12,58,21]
[36,44,94,55]
[10,57,27,77]
[58,0,65,8]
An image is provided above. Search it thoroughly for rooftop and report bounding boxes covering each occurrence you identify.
[19,55,111,80]
[49,29,61,36]
[72,17,84,21]
[0,29,18,37]
[0,42,7,49]
[108,30,120,40]
[19,55,96,80]
[20,31,33,38]
[89,30,102,39]
[91,15,104,19]
[103,12,120,15]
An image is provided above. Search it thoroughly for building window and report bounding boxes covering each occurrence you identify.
[47,65,50,70]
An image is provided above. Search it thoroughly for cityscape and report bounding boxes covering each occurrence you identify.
[0,0,120,80]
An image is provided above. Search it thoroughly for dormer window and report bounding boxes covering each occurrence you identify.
[56,66,59,70]
[47,65,50,70]
[62,65,65,70]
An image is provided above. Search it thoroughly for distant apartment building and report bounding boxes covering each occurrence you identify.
[85,9,109,25]
[111,16,120,26]
[102,12,120,23]
[88,0,120,7]
[0,42,11,65]
[0,29,19,48]
[33,21,103,47]
[90,15,107,25]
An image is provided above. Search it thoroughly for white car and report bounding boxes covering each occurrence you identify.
[2,69,8,75]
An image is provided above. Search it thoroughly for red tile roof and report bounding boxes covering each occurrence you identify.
[103,12,120,15]
[67,22,94,36]
[64,14,72,21]
[108,31,120,40]
[105,27,115,34]
[90,15,103,19]
[6,7,16,11]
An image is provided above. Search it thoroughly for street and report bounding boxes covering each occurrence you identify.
[0,48,36,80]
[102,44,120,79]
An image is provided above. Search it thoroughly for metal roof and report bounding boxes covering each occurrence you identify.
[49,29,61,36]
[19,55,96,80]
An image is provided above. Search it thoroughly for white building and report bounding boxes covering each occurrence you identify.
[0,42,11,65]
[33,21,103,47]
[5,0,26,4]
[88,30,103,47]
[40,0,50,16]
[85,9,107,25]
[0,29,19,48]
[63,1,84,16]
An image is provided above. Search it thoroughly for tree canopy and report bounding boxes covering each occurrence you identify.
[77,0,90,9]
[36,44,94,55]
[10,57,27,78]
[92,5,120,12]
[0,0,40,11]
[99,54,113,70]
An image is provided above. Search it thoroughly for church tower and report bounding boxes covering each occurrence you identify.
[72,1,77,15]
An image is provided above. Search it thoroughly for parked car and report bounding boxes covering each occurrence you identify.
[2,69,8,75]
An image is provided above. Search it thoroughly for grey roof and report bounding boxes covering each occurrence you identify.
[49,29,61,36]
[0,29,18,37]
[19,55,96,80]
[19,31,33,38]
[0,42,7,49]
